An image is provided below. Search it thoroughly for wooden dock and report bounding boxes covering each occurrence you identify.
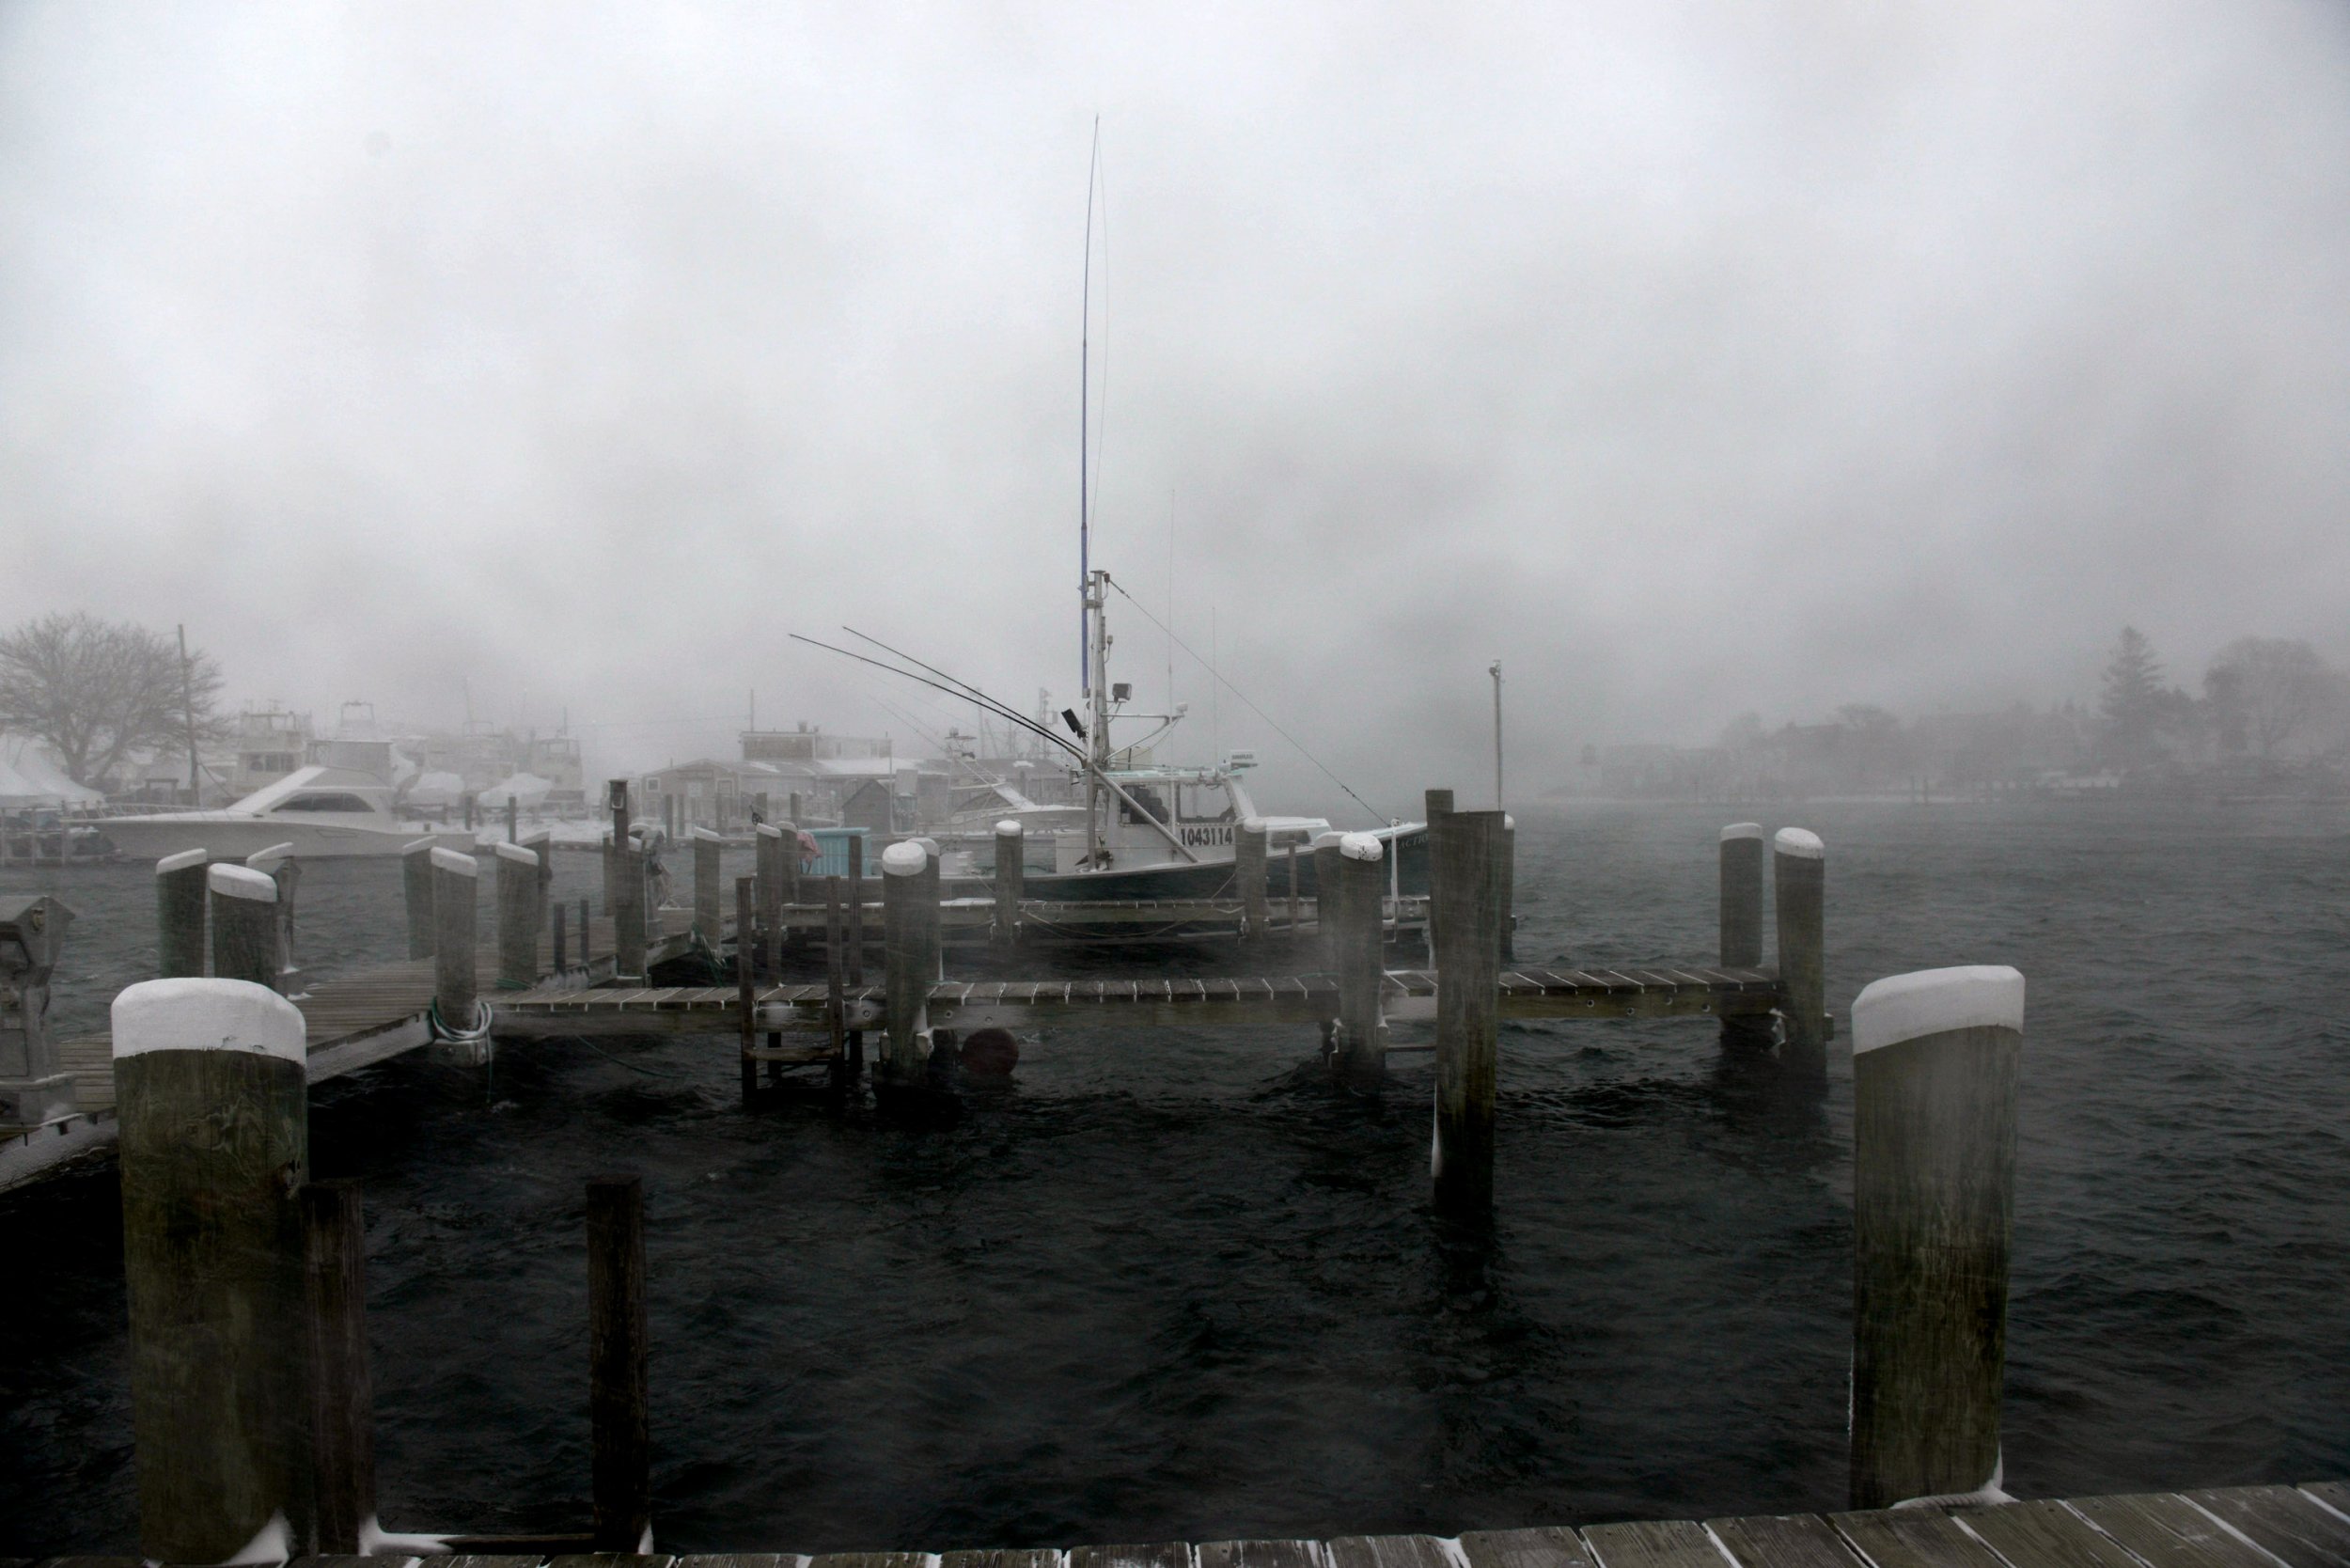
[490,964,1784,1037]
[8,1482,2343,1568]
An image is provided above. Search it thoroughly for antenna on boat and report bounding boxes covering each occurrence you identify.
[1079,116,1101,700]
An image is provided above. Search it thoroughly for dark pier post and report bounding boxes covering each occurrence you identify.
[552,900,568,974]
[113,979,310,1564]
[156,847,209,978]
[1433,808,1507,1217]
[505,796,519,845]
[1774,827,1827,1077]
[756,823,786,973]
[208,864,279,990]
[1334,832,1387,1088]
[462,792,475,833]
[1849,965,2023,1509]
[1499,813,1516,962]
[431,847,478,1027]
[1236,818,1269,942]
[577,896,593,969]
[494,840,540,989]
[613,836,647,982]
[303,1178,375,1554]
[525,829,554,942]
[824,875,853,1090]
[1718,823,1770,1049]
[992,819,1024,949]
[1286,842,1301,933]
[603,779,630,917]
[691,827,722,939]
[737,876,757,1103]
[880,840,934,1088]
[402,839,435,961]
[1424,788,1454,956]
[588,1174,651,1553]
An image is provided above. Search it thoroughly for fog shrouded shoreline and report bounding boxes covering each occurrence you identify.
[4,3,2348,808]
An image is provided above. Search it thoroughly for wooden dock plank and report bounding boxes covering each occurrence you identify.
[2067,1494,2280,1568]
[1457,1528,1595,1568]
[1709,1513,1868,1568]
[1828,1510,2006,1568]
[1581,1519,1722,1568]
[1197,1543,1326,1568]
[2186,1487,2350,1568]
[1326,1537,1453,1568]
[674,1556,811,1568]
[807,1554,934,1568]
[1951,1500,2144,1568]
[939,1552,1064,1568]
[2299,1485,2350,1523]
[1068,1544,1191,1568]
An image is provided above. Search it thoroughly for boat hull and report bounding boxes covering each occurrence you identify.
[945,826,1431,903]
[96,816,476,861]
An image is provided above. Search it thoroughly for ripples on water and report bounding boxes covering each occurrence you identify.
[3,801,2346,1553]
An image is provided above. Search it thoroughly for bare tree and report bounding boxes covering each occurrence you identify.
[2204,636,2335,758]
[0,614,224,789]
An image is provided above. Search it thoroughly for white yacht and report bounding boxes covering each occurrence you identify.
[97,767,476,861]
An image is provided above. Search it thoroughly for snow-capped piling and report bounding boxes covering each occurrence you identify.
[494,839,540,989]
[1311,831,1345,964]
[401,838,436,960]
[430,847,479,1025]
[1774,827,1827,1076]
[1334,833,1387,1089]
[737,875,758,1102]
[114,978,310,1563]
[208,863,279,990]
[156,847,209,979]
[1235,817,1268,941]
[1848,965,2024,1510]
[1433,808,1508,1217]
[1423,788,1455,952]
[692,826,724,938]
[1718,823,1770,1050]
[993,819,1026,949]
[1499,813,1517,962]
[880,839,937,1088]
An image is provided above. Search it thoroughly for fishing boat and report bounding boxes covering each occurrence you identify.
[94,766,476,861]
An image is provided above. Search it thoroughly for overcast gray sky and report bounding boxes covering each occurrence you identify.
[4,1,2347,815]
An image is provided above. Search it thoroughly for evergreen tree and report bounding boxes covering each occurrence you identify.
[2098,626,2165,769]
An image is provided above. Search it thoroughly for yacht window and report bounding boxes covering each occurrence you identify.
[278,792,375,813]
[1117,784,1170,825]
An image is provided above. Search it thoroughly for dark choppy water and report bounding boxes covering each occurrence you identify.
[4,802,2348,1554]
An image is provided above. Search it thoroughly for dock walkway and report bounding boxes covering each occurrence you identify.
[8,1482,2344,1568]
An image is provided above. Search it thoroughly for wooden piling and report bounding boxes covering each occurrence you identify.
[881,840,934,1086]
[247,846,302,994]
[603,779,630,917]
[692,827,722,939]
[494,841,540,989]
[1433,808,1507,1216]
[462,792,475,832]
[1312,833,1343,959]
[303,1178,375,1555]
[613,839,647,981]
[578,896,592,968]
[402,839,435,961]
[1500,814,1516,963]
[993,820,1024,949]
[553,900,568,974]
[737,876,757,1103]
[846,833,866,984]
[756,823,787,972]
[1236,818,1269,941]
[1286,842,1301,933]
[587,1174,651,1553]
[113,980,310,1564]
[431,847,479,1026]
[824,875,852,1090]
[505,796,519,844]
[1423,789,1453,954]
[208,864,279,990]
[1849,965,2023,1509]
[1774,828,1827,1077]
[156,847,209,979]
[525,829,554,939]
[1719,823,1769,1050]
[1334,833,1387,1088]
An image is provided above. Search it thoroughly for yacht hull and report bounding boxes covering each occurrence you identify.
[97,816,476,861]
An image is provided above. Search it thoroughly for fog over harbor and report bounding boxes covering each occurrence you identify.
[4,2,2349,808]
